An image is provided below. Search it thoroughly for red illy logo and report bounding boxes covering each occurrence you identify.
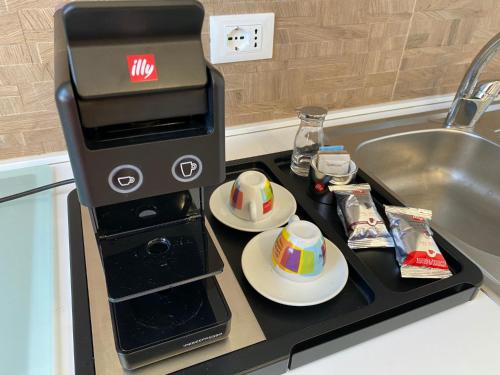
[127,54,158,82]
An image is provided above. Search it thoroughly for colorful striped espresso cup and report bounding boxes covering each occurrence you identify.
[229,171,274,222]
[272,216,326,282]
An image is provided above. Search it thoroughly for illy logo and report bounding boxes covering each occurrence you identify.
[127,54,158,82]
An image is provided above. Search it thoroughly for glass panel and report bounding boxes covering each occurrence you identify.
[0,166,54,375]
[100,217,224,302]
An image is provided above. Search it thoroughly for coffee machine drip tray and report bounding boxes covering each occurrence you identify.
[99,218,224,302]
[111,277,231,368]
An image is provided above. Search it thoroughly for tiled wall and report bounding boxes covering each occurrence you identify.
[0,0,499,159]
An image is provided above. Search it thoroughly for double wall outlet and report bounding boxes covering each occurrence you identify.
[209,13,275,64]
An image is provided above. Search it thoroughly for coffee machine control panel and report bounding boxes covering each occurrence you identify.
[106,154,204,196]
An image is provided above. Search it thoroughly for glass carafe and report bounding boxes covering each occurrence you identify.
[290,106,327,176]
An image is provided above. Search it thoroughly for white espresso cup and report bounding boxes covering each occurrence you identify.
[229,171,274,222]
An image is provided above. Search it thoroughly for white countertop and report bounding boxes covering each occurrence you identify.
[11,124,500,375]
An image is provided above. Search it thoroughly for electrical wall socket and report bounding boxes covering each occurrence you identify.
[209,13,275,64]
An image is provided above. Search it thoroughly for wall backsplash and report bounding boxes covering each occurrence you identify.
[0,0,499,159]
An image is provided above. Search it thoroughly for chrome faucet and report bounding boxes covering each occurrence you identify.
[445,32,500,130]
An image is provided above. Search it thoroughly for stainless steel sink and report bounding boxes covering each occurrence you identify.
[354,128,500,298]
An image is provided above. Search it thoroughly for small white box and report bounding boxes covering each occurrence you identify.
[318,153,351,175]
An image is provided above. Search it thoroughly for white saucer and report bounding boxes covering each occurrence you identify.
[209,181,297,232]
[241,229,349,306]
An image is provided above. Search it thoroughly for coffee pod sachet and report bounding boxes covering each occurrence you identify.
[330,184,393,249]
[384,206,452,279]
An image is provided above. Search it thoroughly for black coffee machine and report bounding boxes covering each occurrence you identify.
[54,0,231,370]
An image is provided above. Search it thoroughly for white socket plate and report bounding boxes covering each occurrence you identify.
[209,13,275,64]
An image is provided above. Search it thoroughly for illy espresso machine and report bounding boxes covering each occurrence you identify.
[54,0,231,369]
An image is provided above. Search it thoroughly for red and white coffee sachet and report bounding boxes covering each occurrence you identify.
[384,205,452,279]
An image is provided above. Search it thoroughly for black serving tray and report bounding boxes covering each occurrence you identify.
[68,151,483,375]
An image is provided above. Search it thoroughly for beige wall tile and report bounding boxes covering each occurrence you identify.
[415,0,499,12]
[0,64,52,85]
[275,40,343,60]
[366,50,402,73]
[0,44,32,65]
[285,24,370,43]
[22,126,65,153]
[0,0,499,159]
[6,0,60,11]
[0,0,7,14]
[19,8,55,44]
[0,96,23,116]
[0,85,19,96]
[18,8,54,30]
[37,42,54,64]
[394,0,500,100]
[0,111,60,133]
[0,12,24,44]
[0,133,31,160]
[0,133,25,149]
[18,81,55,112]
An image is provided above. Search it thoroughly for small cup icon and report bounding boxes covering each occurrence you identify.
[117,176,136,187]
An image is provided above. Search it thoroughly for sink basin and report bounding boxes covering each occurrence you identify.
[354,128,500,297]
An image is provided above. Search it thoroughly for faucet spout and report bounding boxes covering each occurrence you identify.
[445,32,500,129]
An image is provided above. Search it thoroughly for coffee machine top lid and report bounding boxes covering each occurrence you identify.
[61,0,207,100]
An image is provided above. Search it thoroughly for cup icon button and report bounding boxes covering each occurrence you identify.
[172,155,203,182]
[108,165,143,193]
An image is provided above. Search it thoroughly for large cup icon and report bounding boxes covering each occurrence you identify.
[180,161,197,177]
